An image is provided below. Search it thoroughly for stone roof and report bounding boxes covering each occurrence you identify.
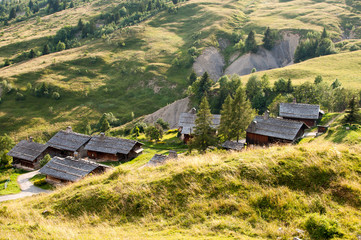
[47,130,91,152]
[7,140,47,162]
[178,112,221,135]
[279,103,322,120]
[84,134,143,155]
[246,116,308,141]
[39,156,109,182]
[222,140,245,151]
[147,154,169,166]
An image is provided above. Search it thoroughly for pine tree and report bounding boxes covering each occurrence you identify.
[9,8,16,20]
[321,27,328,39]
[100,119,110,132]
[43,44,50,55]
[192,96,216,152]
[231,86,254,141]
[263,27,276,50]
[245,30,258,53]
[314,75,323,84]
[29,49,36,58]
[344,97,361,124]
[219,95,233,141]
[331,79,341,89]
[188,70,197,85]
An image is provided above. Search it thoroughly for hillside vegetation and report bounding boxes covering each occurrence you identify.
[1,141,361,239]
[0,0,361,140]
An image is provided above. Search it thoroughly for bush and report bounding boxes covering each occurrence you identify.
[40,154,51,167]
[15,92,25,101]
[305,214,343,239]
[34,178,47,186]
[156,118,169,130]
[52,92,61,100]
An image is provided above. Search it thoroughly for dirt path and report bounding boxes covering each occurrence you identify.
[0,170,51,202]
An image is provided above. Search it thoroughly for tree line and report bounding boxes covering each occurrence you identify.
[187,71,361,116]
[2,0,185,68]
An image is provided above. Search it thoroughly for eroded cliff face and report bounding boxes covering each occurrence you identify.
[193,32,300,80]
[192,47,225,81]
[143,97,190,129]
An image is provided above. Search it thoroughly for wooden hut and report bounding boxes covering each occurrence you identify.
[45,127,91,158]
[7,137,47,170]
[246,113,309,146]
[279,102,324,127]
[178,109,221,143]
[84,133,143,162]
[39,156,110,183]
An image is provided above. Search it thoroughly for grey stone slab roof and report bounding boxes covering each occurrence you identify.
[47,130,91,152]
[147,154,169,166]
[39,156,109,182]
[246,116,308,141]
[178,113,221,135]
[84,135,143,155]
[222,140,245,151]
[279,103,322,120]
[7,140,47,162]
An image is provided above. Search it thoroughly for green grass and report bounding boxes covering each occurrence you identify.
[0,0,360,141]
[241,50,361,88]
[29,174,54,190]
[1,142,361,239]
[0,168,25,195]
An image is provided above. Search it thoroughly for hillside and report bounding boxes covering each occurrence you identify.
[0,0,361,139]
[1,141,361,239]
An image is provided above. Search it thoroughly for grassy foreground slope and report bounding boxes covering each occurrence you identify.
[1,142,361,239]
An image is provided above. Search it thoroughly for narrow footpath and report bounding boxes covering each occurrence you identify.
[0,170,51,202]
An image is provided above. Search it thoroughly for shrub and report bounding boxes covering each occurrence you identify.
[305,214,343,239]
[15,92,25,101]
[156,118,169,130]
[40,154,51,167]
[52,92,60,100]
[34,178,47,186]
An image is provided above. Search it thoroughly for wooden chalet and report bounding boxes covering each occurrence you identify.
[279,102,324,127]
[39,156,110,183]
[84,133,143,162]
[7,138,47,170]
[246,112,309,145]
[222,140,245,151]
[178,109,221,143]
[45,127,91,158]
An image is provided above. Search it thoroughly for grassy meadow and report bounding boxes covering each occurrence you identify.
[1,141,361,239]
[0,0,360,140]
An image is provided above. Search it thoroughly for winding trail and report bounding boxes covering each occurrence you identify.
[0,170,51,202]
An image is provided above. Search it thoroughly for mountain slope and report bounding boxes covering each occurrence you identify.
[0,0,360,139]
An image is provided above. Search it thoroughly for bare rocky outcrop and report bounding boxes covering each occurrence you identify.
[193,33,300,80]
[193,47,225,81]
[225,33,300,76]
[143,97,190,129]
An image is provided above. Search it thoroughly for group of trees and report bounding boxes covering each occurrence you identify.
[2,0,185,67]
[0,134,14,168]
[0,80,61,103]
[188,70,361,117]
[189,87,254,152]
[294,28,336,62]
[234,27,278,54]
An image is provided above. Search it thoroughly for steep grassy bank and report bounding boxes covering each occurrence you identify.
[1,142,361,239]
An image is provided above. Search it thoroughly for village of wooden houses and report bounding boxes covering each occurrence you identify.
[2,101,325,186]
